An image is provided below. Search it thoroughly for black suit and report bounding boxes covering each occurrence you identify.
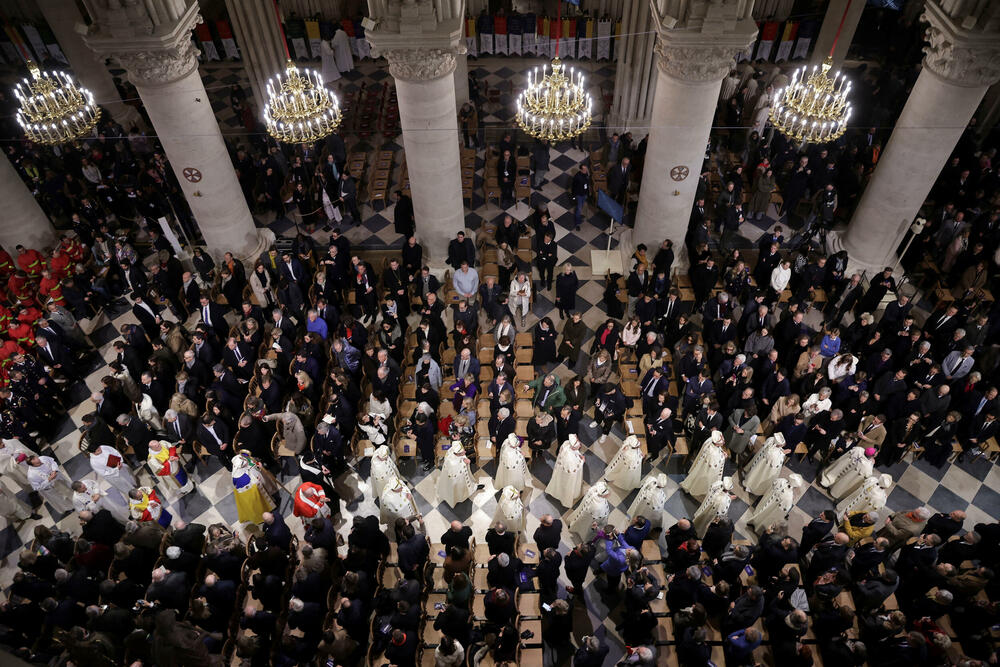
[197,421,232,463]
[131,301,161,338]
[199,302,229,339]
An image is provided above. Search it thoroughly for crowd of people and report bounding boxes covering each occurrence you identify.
[0,15,999,667]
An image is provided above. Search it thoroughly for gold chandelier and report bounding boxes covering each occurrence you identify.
[263,0,341,144]
[516,59,593,142]
[264,60,343,144]
[515,3,592,142]
[769,57,852,144]
[14,61,100,145]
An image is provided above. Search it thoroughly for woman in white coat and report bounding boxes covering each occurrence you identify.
[693,476,734,537]
[748,473,803,532]
[605,435,644,491]
[370,445,400,500]
[627,474,670,528]
[742,433,787,495]
[821,446,876,499]
[493,485,525,534]
[495,433,530,491]
[568,480,612,540]
[546,434,585,507]
[437,444,478,507]
[680,430,727,498]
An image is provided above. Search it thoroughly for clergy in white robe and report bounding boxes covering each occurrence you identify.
[232,453,276,524]
[680,431,727,498]
[546,434,585,507]
[742,433,787,496]
[748,473,803,532]
[24,454,73,514]
[821,446,876,499]
[71,479,130,522]
[693,476,734,537]
[493,485,526,534]
[0,483,32,522]
[495,433,530,491]
[370,445,400,500]
[380,477,417,526]
[331,28,354,73]
[128,486,172,527]
[147,440,193,494]
[627,473,671,528]
[437,444,478,507]
[137,393,163,431]
[836,474,892,519]
[89,444,136,496]
[568,480,612,540]
[605,435,644,491]
[320,40,341,82]
[0,439,36,492]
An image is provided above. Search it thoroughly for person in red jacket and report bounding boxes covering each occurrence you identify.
[0,248,14,278]
[37,270,65,307]
[7,271,35,306]
[8,320,35,348]
[15,245,45,280]
[17,306,43,325]
[49,247,72,281]
[58,235,85,263]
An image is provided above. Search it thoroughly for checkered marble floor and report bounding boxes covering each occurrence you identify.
[5,59,996,665]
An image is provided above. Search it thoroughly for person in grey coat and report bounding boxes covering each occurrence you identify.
[264,411,306,454]
[415,353,443,392]
[724,405,760,461]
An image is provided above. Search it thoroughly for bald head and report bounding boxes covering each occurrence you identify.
[834,532,850,546]
[450,521,463,532]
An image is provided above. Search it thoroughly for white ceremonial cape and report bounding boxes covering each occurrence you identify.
[567,482,612,540]
[437,446,478,507]
[370,445,400,500]
[546,436,585,507]
[627,475,670,528]
[493,485,525,533]
[743,438,786,495]
[681,440,725,498]
[495,434,530,491]
[693,480,732,537]
[749,477,794,531]
[821,447,873,499]
[605,435,643,491]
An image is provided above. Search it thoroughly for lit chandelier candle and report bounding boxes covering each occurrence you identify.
[14,61,100,145]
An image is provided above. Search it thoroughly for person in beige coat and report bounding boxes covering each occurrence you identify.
[169,392,200,418]
[265,411,306,454]
[762,393,799,436]
[876,507,931,553]
[585,349,614,399]
[856,414,887,450]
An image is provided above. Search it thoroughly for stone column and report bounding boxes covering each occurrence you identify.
[224,0,287,113]
[35,0,144,130]
[82,0,272,261]
[632,0,757,259]
[0,151,57,251]
[608,0,657,132]
[454,51,470,107]
[366,0,465,262]
[839,1,1000,273]
[812,0,866,65]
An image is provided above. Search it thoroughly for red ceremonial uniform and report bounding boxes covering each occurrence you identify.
[16,249,45,280]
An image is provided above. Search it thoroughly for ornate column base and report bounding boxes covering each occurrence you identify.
[231,228,275,265]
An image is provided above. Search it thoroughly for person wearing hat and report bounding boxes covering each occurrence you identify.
[742,433,788,496]
[836,473,892,520]
[748,474,804,533]
[605,435,644,491]
[627,473,671,529]
[682,430,727,498]
[147,440,194,495]
[567,481,612,541]
[693,476,736,537]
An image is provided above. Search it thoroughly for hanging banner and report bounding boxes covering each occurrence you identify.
[480,33,494,54]
[509,33,521,55]
[477,12,494,54]
[306,20,322,58]
[562,18,577,59]
[775,22,798,62]
[195,24,220,60]
[3,24,32,62]
[754,21,780,61]
[494,13,507,55]
[596,19,611,60]
[578,18,594,59]
[465,17,478,57]
[522,13,536,54]
[217,20,239,59]
[792,19,818,60]
[536,17,549,59]
[21,24,49,62]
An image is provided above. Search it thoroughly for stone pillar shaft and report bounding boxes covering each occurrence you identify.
[841,0,1000,271]
[0,152,57,251]
[812,0,865,65]
[224,0,287,113]
[632,0,757,261]
[454,51,470,107]
[609,0,657,131]
[35,0,144,129]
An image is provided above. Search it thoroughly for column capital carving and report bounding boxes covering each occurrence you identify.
[650,0,758,83]
[383,48,457,82]
[921,0,1000,88]
[83,0,203,86]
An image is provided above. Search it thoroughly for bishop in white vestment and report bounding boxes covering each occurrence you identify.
[546,434,585,507]
[370,445,400,500]
[495,433,530,491]
[836,474,892,519]
[437,444,478,507]
[493,485,525,533]
[693,476,734,537]
[605,435,644,491]
[568,480,612,540]
[749,473,804,532]
[821,446,876,499]
[680,431,727,498]
[380,477,417,526]
[627,474,671,528]
[742,434,787,496]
